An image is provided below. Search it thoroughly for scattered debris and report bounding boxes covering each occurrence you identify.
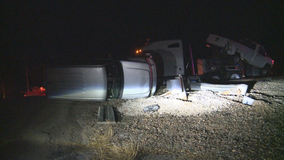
[143,104,160,113]
[190,82,248,95]
[242,96,255,105]
[220,89,242,96]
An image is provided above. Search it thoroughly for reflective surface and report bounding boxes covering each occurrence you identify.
[46,66,108,101]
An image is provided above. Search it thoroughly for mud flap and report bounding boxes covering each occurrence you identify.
[97,106,116,124]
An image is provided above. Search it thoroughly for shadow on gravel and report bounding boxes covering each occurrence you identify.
[0,97,46,134]
[246,80,257,93]
[0,97,48,159]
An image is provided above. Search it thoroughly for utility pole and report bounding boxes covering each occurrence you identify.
[25,55,29,92]
[2,82,4,99]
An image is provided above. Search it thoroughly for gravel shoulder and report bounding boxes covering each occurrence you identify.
[0,78,283,159]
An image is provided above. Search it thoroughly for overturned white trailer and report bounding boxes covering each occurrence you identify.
[45,58,157,101]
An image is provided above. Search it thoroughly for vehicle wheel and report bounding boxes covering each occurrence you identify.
[218,66,227,79]
[149,53,164,87]
[260,64,270,76]
[211,75,220,80]
[208,67,226,81]
[233,53,241,63]
[230,73,241,79]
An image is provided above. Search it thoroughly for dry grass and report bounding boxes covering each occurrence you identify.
[89,124,138,160]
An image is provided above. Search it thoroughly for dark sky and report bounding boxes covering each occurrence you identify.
[1,0,284,91]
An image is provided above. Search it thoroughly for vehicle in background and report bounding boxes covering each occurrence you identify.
[24,86,46,97]
[45,58,157,101]
[206,34,274,76]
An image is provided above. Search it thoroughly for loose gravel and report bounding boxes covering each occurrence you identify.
[1,79,283,160]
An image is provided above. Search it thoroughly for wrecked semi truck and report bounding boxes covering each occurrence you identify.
[138,38,243,81]
[45,34,273,101]
[45,58,157,101]
[206,34,274,76]
[137,40,191,83]
[138,35,274,81]
[45,40,190,101]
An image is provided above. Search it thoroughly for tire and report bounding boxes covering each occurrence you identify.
[149,53,164,86]
[218,66,227,79]
[260,64,270,76]
[230,73,241,79]
[209,67,226,80]
[211,75,220,80]
[233,53,241,63]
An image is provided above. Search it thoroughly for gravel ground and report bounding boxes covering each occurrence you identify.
[0,78,283,160]
[112,79,284,159]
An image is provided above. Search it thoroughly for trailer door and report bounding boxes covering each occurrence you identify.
[45,66,107,101]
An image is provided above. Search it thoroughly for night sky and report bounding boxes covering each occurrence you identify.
[1,1,284,94]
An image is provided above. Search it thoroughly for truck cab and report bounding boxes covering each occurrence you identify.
[141,40,186,77]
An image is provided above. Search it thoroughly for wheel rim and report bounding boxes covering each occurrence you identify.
[230,73,240,79]
[211,76,220,80]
